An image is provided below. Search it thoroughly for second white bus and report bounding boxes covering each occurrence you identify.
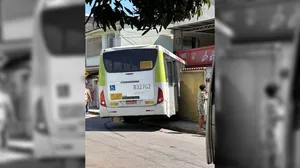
[98,45,186,123]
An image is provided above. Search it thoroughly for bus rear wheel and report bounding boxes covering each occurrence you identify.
[123,116,140,124]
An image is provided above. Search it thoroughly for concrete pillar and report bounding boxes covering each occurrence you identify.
[173,29,182,53]
[114,31,121,47]
[102,34,107,49]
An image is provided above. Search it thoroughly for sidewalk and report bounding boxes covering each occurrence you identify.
[88,109,100,114]
[7,139,33,154]
[140,119,206,135]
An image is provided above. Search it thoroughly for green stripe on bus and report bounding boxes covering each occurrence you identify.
[98,55,106,86]
[155,50,166,82]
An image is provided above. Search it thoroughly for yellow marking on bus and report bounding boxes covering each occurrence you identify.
[145,101,154,105]
[140,61,153,69]
[110,93,123,100]
[99,55,106,86]
[109,102,119,106]
[155,51,167,82]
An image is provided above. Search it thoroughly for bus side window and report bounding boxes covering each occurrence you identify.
[167,62,173,86]
[163,54,169,83]
[173,61,178,83]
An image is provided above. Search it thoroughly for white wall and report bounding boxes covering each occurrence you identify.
[86,55,100,67]
[119,26,174,52]
[86,27,175,67]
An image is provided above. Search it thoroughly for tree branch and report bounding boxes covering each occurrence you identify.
[85,0,97,25]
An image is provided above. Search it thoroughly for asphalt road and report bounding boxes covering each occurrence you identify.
[85,114,214,168]
[0,158,85,168]
[0,149,31,165]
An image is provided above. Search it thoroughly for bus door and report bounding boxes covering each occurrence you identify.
[164,54,176,116]
[173,61,179,112]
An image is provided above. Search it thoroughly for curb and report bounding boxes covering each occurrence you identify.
[140,121,205,135]
[88,109,100,115]
[7,145,33,155]
[7,141,33,156]
[88,112,99,115]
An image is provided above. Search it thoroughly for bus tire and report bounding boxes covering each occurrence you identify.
[123,116,140,124]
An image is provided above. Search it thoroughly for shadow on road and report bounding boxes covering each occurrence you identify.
[85,116,161,132]
[1,158,85,168]
[193,134,205,138]
[161,131,183,135]
[1,160,60,168]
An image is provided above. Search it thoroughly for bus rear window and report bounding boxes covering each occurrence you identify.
[103,49,158,73]
[41,5,85,55]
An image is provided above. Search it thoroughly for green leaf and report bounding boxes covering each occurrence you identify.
[154,27,158,33]
[120,18,124,29]
[196,8,201,19]
[159,25,163,32]
[142,28,150,36]
[186,0,193,11]
[203,0,211,8]
[102,15,107,31]
[110,21,117,31]
[125,7,133,15]
[85,0,93,5]
[164,14,172,29]
[102,23,107,32]
[115,1,123,8]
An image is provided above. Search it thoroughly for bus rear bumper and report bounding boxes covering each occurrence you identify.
[33,133,84,159]
[99,101,168,117]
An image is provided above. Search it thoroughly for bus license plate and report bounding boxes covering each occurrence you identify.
[126,100,137,104]
[110,93,123,100]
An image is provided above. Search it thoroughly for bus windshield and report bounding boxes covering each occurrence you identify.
[103,49,158,73]
[41,5,85,55]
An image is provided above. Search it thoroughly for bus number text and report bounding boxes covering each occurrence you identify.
[133,84,151,90]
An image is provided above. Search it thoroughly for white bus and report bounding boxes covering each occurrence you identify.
[31,0,85,162]
[98,45,186,123]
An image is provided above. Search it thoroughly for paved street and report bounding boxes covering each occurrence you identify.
[0,150,31,165]
[1,142,83,168]
[86,114,213,168]
[1,158,84,168]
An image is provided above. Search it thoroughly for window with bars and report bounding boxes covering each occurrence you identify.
[86,36,102,57]
[106,33,115,48]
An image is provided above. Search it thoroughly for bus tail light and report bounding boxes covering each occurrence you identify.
[100,90,107,107]
[157,87,164,104]
[35,98,49,135]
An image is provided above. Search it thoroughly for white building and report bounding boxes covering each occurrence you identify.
[85,16,174,68]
